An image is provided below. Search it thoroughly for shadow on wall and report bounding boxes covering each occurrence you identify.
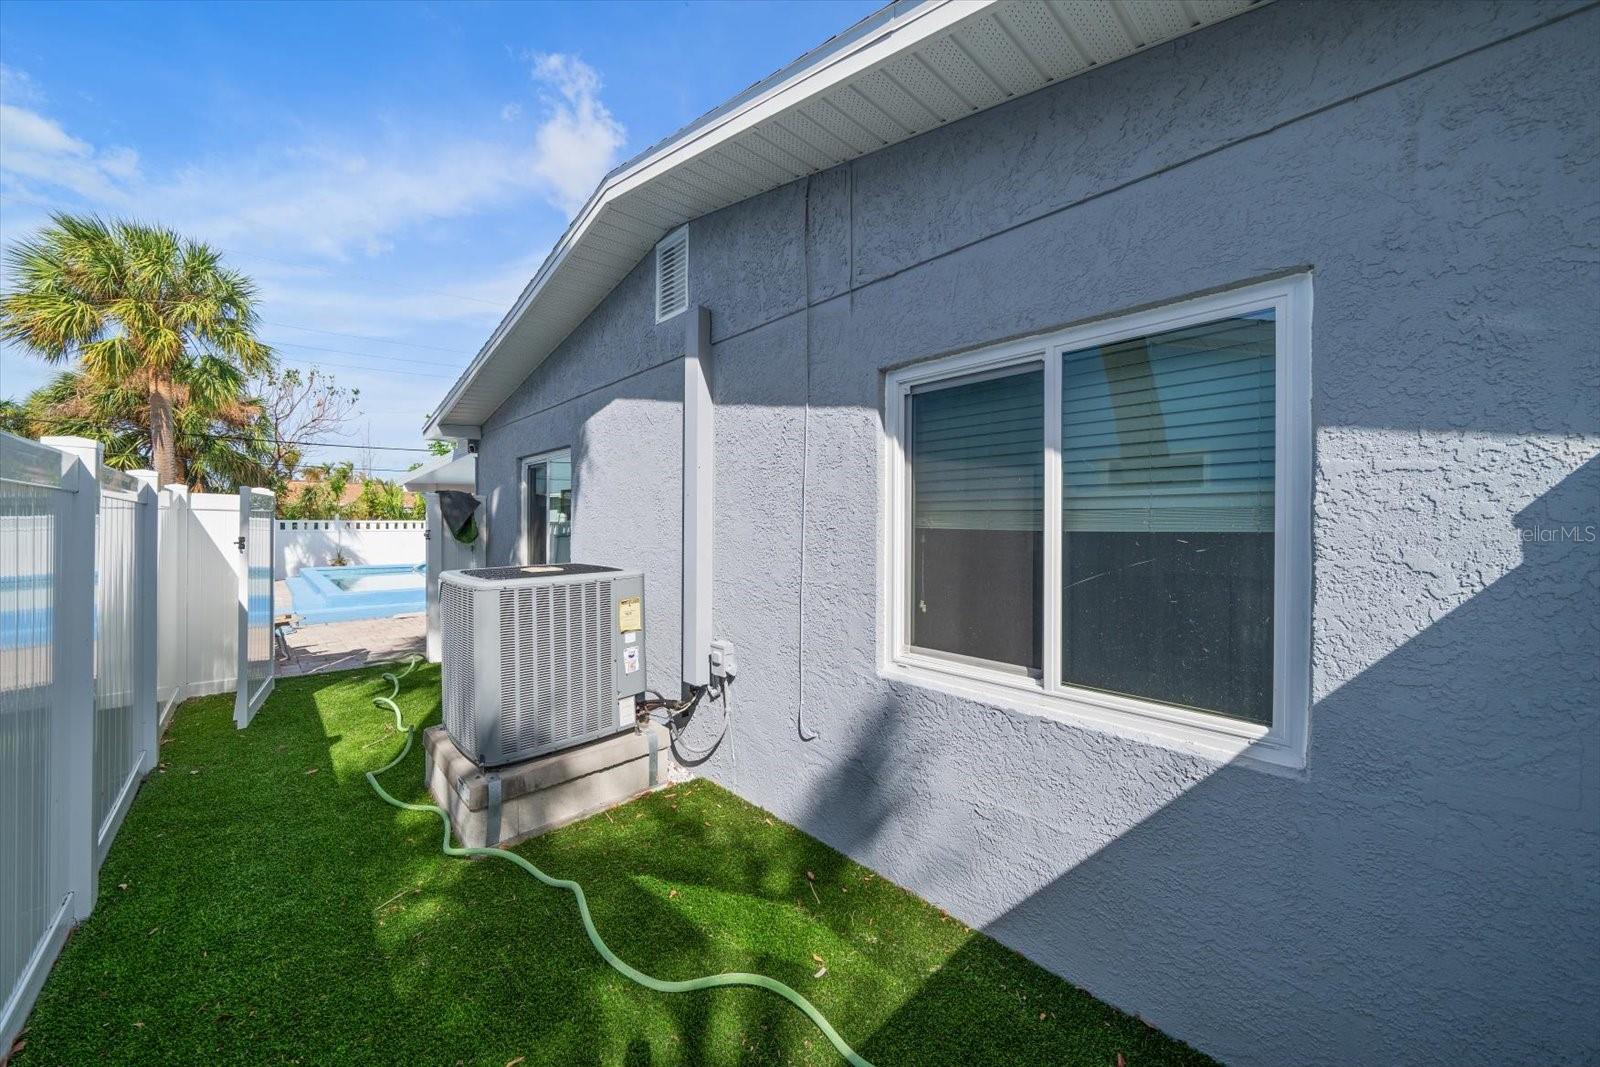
[799,457,1600,1066]
[509,322,1600,1063]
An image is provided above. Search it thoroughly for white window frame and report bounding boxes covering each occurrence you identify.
[879,275,1313,771]
[518,447,572,566]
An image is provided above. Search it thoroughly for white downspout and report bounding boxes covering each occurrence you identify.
[681,305,713,692]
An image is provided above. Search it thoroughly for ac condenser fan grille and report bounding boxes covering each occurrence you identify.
[499,579,614,752]
[441,579,475,752]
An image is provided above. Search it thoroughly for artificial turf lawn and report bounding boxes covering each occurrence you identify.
[14,665,1215,1067]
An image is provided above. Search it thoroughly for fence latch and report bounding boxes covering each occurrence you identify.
[235,535,246,553]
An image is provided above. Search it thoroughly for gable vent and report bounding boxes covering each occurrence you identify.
[654,227,688,323]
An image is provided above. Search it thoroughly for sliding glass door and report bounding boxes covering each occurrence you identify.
[520,450,572,565]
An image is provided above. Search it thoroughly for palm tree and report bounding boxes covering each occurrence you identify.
[16,369,273,490]
[0,214,272,486]
[350,476,413,520]
[0,398,27,435]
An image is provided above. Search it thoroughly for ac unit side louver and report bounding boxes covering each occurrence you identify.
[440,564,647,767]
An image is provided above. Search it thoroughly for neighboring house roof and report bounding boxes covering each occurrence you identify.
[284,476,419,507]
[425,0,1264,438]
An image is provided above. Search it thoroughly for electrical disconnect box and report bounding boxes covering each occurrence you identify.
[709,638,737,680]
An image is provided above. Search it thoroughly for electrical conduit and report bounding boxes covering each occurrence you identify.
[364,658,875,1067]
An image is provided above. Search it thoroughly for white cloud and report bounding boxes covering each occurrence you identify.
[0,64,44,107]
[252,256,536,336]
[525,52,625,215]
[160,139,543,259]
[165,51,624,255]
[0,54,624,258]
[0,102,141,202]
[0,103,86,156]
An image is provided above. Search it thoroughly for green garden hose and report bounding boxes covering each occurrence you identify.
[365,658,875,1067]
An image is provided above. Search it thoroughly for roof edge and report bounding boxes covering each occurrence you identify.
[425,0,964,437]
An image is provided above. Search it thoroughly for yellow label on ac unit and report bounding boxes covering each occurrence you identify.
[618,596,642,632]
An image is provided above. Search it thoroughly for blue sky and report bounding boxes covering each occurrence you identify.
[0,0,878,476]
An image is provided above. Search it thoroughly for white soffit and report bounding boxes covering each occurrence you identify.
[427,0,1264,435]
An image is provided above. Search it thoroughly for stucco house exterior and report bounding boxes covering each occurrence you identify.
[424,2,1600,1063]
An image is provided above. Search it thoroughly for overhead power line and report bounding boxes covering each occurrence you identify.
[178,431,435,452]
[262,320,469,355]
[264,337,465,369]
[279,357,453,380]
[288,466,424,476]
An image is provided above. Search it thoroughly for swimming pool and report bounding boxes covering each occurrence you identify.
[285,563,425,625]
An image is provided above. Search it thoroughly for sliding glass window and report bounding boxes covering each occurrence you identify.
[888,278,1309,757]
[1060,311,1275,724]
[908,367,1043,673]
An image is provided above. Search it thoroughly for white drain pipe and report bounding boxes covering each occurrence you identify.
[681,305,713,692]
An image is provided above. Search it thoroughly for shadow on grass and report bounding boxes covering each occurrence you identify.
[14,662,1212,1067]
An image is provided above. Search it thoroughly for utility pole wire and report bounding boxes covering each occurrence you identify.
[177,431,434,452]
[264,338,466,368]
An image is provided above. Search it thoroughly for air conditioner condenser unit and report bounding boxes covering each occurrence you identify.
[439,564,647,767]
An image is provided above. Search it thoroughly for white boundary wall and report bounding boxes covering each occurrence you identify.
[273,519,424,579]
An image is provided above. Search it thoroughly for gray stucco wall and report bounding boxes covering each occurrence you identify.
[476,3,1600,1063]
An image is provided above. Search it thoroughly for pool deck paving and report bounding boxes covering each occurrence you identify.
[276,580,426,676]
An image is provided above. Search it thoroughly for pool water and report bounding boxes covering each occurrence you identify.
[327,570,421,593]
[286,563,425,625]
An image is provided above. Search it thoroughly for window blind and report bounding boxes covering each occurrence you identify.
[1061,312,1275,533]
[910,368,1044,532]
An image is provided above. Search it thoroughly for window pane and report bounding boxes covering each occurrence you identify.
[910,368,1043,671]
[547,458,573,564]
[526,464,548,564]
[1061,311,1275,724]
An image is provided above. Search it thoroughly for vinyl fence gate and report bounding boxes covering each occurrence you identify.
[234,487,275,728]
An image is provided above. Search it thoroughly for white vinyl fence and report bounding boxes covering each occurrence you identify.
[1,432,273,1051]
[273,519,424,579]
[1,435,156,1050]
[90,463,158,861]
[156,489,280,716]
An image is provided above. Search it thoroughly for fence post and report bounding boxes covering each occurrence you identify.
[130,470,160,773]
[41,436,101,922]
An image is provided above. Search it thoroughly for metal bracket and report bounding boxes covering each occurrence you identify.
[484,773,503,846]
